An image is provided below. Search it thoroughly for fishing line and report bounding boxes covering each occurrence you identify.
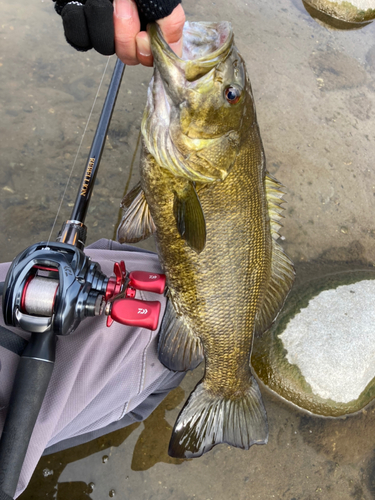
[123,127,142,196]
[46,56,112,245]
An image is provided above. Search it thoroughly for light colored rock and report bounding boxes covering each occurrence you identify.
[337,0,374,8]
[280,280,375,403]
[306,0,375,23]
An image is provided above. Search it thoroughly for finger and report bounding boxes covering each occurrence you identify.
[156,4,185,57]
[61,2,92,51]
[113,0,141,65]
[136,31,153,67]
[84,0,115,56]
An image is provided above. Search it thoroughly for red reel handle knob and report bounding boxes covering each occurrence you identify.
[110,298,161,331]
[128,271,166,294]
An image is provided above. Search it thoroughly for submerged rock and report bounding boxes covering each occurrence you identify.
[252,265,375,416]
[302,0,375,29]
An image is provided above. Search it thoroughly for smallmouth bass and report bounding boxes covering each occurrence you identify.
[118,21,295,458]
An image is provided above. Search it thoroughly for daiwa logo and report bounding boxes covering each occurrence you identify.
[149,275,158,279]
[138,308,148,315]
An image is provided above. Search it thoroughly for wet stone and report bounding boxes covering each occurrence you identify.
[252,267,375,416]
[304,0,375,22]
[309,50,367,91]
[280,280,375,403]
[346,93,372,120]
[42,468,53,477]
[366,45,375,70]
[320,240,365,262]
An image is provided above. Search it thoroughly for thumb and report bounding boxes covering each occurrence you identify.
[156,4,185,57]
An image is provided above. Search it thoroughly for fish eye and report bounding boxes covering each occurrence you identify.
[224,85,242,104]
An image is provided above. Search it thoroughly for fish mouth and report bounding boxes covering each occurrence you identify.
[148,21,234,82]
[142,22,236,182]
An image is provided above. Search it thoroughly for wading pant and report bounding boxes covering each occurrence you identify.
[0,239,184,498]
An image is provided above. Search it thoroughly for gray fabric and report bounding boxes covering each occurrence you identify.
[86,238,155,254]
[42,368,184,455]
[0,241,183,498]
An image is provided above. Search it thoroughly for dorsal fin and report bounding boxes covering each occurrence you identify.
[117,182,156,243]
[264,172,287,240]
[254,172,295,336]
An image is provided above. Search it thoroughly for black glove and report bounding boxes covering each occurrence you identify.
[54,0,115,55]
[53,0,182,56]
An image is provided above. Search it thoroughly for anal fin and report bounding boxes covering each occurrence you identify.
[158,299,204,372]
[117,182,156,243]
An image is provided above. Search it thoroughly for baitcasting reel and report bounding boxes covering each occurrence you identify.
[0,237,166,500]
[2,240,166,338]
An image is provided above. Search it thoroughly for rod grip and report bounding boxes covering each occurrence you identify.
[0,334,55,498]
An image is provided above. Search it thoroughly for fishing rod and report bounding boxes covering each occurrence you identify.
[0,58,166,500]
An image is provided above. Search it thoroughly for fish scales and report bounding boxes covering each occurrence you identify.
[118,21,295,458]
[143,129,269,395]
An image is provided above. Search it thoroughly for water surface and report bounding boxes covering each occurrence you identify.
[1,0,375,498]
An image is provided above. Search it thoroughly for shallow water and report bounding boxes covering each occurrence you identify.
[2,0,375,498]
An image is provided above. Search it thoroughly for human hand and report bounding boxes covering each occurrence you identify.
[114,1,185,66]
[54,0,185,66]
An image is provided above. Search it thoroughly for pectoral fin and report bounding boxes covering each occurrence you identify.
[117,182,156,243]
[173,182,206,253]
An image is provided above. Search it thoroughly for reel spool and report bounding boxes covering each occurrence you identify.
[21,270,59,317]
[3,241,167,335]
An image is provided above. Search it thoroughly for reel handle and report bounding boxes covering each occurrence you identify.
[108,298,161,331]
[0,331,56,499]
[128,271,166,295]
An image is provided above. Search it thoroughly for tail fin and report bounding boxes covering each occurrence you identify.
[168,375,268,458]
